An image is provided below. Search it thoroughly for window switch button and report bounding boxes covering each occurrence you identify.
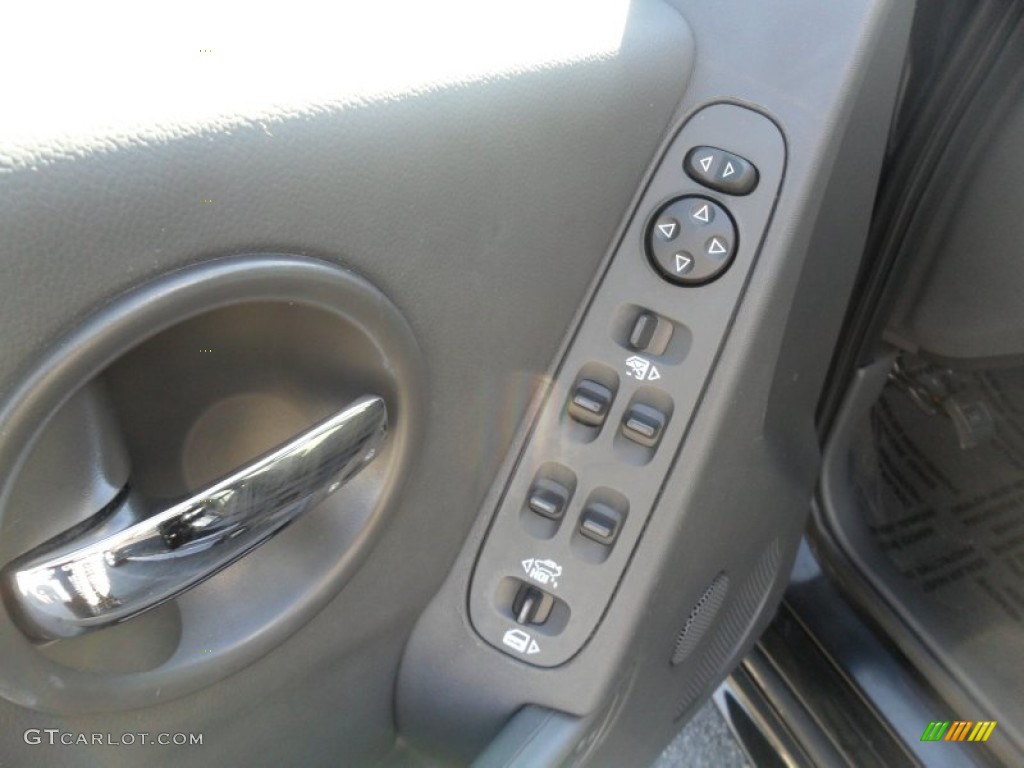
[567,380,613,427]
[528,487,566,521]
[579,502,621,545]
[621,404,666,448]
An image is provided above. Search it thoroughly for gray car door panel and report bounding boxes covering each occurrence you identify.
[0,0,912,765]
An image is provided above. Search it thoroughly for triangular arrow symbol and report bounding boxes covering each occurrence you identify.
[522,558,533,574]
[699,155,713,173]
[708,238,727,255]
[527,639,540,654]
[722,161,736,178]
[647,366,661,381]
[675,253,692,272]
[657,221,677,238]
[693,204,710,223]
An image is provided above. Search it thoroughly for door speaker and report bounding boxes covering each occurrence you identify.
[671,572,730,666]
[672,539,781,721]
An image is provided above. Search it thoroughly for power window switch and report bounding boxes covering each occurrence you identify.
[628,310,673,356]
[568,380,613,427]
[621,404,666,448]
[579,502,622,545]
[528,486,567,521]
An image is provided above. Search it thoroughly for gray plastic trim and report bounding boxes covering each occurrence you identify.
[471,706,590,768]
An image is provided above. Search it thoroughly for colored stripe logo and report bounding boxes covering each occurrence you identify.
[921,720,997,742]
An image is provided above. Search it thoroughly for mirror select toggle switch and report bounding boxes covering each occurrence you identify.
[684,146,759,196]
[579,502,622,545]
[513,584,554,625]
[567,379,613,427]
[621,403,666,448]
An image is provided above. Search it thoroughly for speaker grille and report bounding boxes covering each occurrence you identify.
[672,538,782,721]
[671,572,729,665]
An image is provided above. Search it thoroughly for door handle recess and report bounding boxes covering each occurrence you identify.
[2,395,387,643]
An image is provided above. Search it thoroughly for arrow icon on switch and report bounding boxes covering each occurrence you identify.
[675,253,693,273]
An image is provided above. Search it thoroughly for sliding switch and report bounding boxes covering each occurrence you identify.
[512,584,553,626]
[627,310,673,356]
[628,311,657,351]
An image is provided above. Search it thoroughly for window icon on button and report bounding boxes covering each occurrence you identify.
[502,627,540,655]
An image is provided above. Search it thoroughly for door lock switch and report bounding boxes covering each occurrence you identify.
[567,379,613,427]
[512,584,554,626]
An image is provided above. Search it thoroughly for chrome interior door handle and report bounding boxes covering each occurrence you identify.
[2,395,388,642]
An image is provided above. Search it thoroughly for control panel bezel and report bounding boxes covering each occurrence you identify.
[468,103,786,666]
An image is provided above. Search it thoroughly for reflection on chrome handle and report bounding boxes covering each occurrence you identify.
[2,395,388,642]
